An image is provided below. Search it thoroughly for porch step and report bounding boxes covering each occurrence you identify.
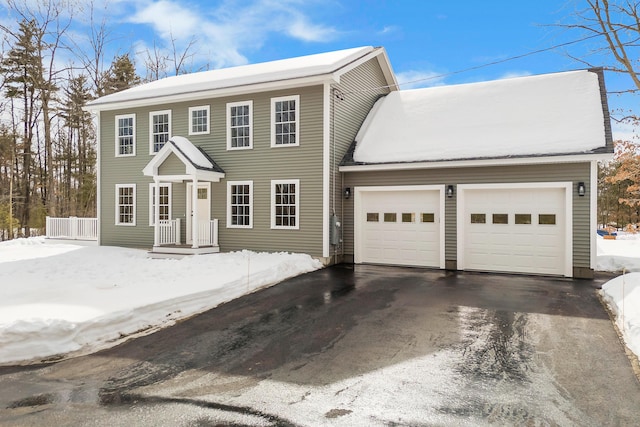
[149,245,221,258]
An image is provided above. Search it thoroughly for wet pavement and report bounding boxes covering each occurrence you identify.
[0,264,639,426]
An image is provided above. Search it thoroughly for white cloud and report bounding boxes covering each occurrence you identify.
[107,0,339,70]
[378,25,399,35]
[499,70,533,80]
[395,70,445,89]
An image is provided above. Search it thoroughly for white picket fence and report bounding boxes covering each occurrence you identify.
[198,219,219,247]
[46,216,98,241]
[158,218,181,245]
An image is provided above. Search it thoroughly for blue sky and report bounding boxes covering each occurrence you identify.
[1,0,636,137]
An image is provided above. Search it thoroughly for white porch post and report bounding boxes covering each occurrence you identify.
[191,176,199,249]
[153,177,161,247]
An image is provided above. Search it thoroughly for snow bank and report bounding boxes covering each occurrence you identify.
[601,273,640,357]
[597,236,640,272]
[0,239,322,365]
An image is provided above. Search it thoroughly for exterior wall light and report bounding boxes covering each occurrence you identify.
[447,185,454,198]
[577,182,585,197]
[344,187,351,199]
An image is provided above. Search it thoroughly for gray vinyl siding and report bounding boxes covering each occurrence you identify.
[99,86,325,255]
[343,162,592,269]
[158,153,185,175]
[330,56,390,258]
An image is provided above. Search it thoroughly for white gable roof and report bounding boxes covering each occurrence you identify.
[352,70,608,164]
[88,46,380,110]
[143,136,224,182]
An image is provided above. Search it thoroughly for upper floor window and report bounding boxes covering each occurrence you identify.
[150,110,171,154]
[271,179,299,229]
[227,101,253,150]
[189,105,210,135]
[271,95,299,147]
[115,114,135,157]
[115,184,136,226]
[227,181,253,228]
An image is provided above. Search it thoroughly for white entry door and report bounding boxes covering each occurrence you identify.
[458,184,571,276]
[355,186,444,268]
[186,182,211,244]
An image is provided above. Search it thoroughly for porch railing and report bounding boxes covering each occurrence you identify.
[46,216,98,241]
[158,218,181,245]
[197,219,219,247]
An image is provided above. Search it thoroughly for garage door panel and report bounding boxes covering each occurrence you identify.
[358,189,441,268]
[462,187,567,276]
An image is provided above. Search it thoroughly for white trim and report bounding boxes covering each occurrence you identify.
[188,105,210,135]
[456,182,573,277]
[115,184,136,226]
[149,109,172,154]
[354,185,446,269]
[271,179,300,230]
[226,100,253,150]
[115,113,136,157]
[333,47,398,91]
[85,75,338,112]
[590,160,597,270]
[322,83,330,258]
[271,95,300,148]
[96,112,102,244]
[339,153,613,172]
[227,180,253,229]
[148,182,172,226]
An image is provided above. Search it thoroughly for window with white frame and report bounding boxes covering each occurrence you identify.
[271,95,299,147]
[149,183,171,225]
[115,114,135,156]
[116,184,136,226]
[227,181,253,228]
[150,110,171,153]
[189,105,210,135]
[271,179,299,229]
[227,101,252,149]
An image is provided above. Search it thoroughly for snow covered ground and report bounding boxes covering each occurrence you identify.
[0,237,321,365]
[0,234,638,366]
[597,233,640,358]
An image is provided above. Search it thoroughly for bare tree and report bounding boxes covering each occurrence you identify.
[563,0,640,95]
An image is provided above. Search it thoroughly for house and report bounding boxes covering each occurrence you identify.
[86,46,613,278]
[85,46,395,263]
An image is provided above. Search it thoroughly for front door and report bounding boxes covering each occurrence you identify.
[186,182,211,244]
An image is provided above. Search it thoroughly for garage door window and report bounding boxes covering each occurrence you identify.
[402,213,415,223]
[421,213,435,223]
[539,214,556,225]
[367,213,379,222]
[515,214,532,225]
[384,213,397,222]
[492,214,508,224]
[471,213,486,224]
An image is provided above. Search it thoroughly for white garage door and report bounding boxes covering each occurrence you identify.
[356,187,443,268]
[459,185,570,276]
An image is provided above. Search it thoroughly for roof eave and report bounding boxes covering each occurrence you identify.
[339,152,613,172]
[85,73,340,112]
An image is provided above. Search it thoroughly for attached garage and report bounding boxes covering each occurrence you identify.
[354,186,445,268]
[457,183,572,277]
[339,68,613,278]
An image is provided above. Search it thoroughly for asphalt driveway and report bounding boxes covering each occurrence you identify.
[1,264,639,426]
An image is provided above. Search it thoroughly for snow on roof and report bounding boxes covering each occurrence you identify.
[352,70,608,164]
[88,46,375,108]
[169,136,216,170]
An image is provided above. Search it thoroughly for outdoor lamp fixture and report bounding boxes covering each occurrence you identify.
[344,187,351,199]
[577,182,585,197]
[447,185,454,198]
